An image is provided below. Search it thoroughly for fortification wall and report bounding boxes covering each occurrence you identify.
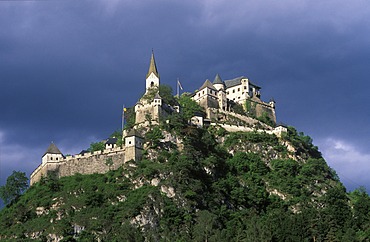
[207,108,273,130]
[136,104,162,124]
[210,123,287,137]
[245,98,276,123]
[30,148,126,185]
[30,162,60,186]
[255,103,276,123]
[58,151,125,178]
[199,96,219,110]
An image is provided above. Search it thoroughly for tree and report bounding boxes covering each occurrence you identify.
[141,84,177,106]
[88,141,105,152]
[111,129,123,147]
[0,171,28,204]
[123,107,136,130]
[257,112,275,127]
[349,187,370,232]
[193,210,219,241]
[145,126,164,148]
[159,85,177,106]
[177,94,204,120]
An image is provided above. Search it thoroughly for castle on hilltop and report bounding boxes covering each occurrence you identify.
[192,74,276,123]
[30,52,285,185]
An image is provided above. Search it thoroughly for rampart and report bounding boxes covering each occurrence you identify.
[207,108,286,137]
[207,108,273,129]
[30,147,126,185]
[210,123,287,137]
[246,98,276,123]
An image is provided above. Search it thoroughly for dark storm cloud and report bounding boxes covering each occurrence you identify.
[1,0,370,192]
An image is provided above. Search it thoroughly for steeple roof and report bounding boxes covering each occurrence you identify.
[146,51,159,79]
[213,74,223,85]
[43,142,62,157]
[199,79,217,91]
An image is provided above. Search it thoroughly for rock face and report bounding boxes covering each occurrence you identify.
[2,124,368,242]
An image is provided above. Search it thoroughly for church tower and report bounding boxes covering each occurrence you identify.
[145,51,160,92]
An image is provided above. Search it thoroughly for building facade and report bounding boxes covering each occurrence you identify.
[192,74,276,123]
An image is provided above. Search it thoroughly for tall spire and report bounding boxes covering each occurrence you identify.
[146,50,159,79]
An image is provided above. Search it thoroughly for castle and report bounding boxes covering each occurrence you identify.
[192,74,276,123]
[30,52,285,185]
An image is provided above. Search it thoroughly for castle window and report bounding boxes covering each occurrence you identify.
[238,88,240,92]
[51,157,53,160]
[151,81,154,87]
[233,89,235,93]
[56,157,58,160]
[227,91,229,95]
[129,141,132,144]
[244,86,247,90]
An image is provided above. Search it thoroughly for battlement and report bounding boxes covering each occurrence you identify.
[30,146,128,185]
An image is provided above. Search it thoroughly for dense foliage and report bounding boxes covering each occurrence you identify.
[0,171,28,205]
[142,85,178,107]
[1,123,369,241]
[87,141,105,152]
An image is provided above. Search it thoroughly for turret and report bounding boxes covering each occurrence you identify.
[269,98,276,109]
[124,129,144,162]
[145,51,160,92]
[41,142,64,165]
[152,93,162,106]
[213,74,225,91]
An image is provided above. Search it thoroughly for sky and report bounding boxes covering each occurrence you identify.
[1,0,370,196]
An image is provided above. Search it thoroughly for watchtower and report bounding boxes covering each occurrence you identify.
[124,129,144,162]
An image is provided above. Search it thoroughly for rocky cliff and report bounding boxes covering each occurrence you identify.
[0,124,369,241]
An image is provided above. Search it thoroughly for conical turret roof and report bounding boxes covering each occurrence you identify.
[43,142,62,157]
[146,51,159,79]
[213,74,223,85]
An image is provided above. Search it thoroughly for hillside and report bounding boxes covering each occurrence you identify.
[1,124,370,241]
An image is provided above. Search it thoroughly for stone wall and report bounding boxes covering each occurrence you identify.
[255,102,276,123]
[199,96,219,110]
[136,104,162,124]
[30,162,60,186]
[30,148,126,185]
[207,108,272,130]
[210,123,287,137]
[246,98,276,124]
